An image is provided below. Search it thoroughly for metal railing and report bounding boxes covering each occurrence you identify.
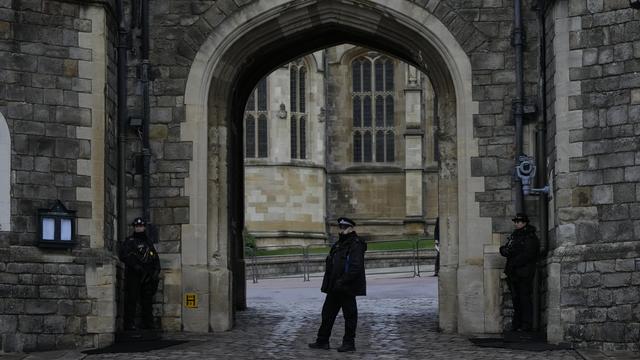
[246,238,435,283]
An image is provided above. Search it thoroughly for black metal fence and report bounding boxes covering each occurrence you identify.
[245,238,436,283]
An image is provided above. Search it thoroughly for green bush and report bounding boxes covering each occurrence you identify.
[243,228,256,255]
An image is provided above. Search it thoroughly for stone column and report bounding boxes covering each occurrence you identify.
[79,5,117,347]
[404,65,423,219]
[546,0,584,344]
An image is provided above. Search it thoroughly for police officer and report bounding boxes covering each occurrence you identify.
[433,218,440,277]
[499,213,539,332]
[309,217,367,352]
[119,217,161,331]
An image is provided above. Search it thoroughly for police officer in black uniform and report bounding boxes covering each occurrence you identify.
[309,217,367,352]
[499,213,539,332]
[120,217,161,331]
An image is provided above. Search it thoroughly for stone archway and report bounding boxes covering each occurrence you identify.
[181,0,493,335]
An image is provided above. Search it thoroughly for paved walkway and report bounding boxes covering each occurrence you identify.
[1,271,637,359]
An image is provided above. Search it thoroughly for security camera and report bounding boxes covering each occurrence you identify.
[516,156,536,185]
[516,155,550,196]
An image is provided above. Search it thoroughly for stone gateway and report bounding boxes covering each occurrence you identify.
[0,0,639,353]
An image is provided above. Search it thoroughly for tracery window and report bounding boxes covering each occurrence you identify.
[352,55,395,163]
[245,78,268,158]
[290,63,307,159]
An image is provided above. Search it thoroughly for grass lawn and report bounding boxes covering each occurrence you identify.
[247,238,435,257]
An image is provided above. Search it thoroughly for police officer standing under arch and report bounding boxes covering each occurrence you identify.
[120,217,161,331]
[309,217,367,352]
[499,213,539,332]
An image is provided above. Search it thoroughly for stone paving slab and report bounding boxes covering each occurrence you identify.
[1,275,637,360]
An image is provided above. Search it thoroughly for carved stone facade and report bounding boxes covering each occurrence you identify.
[244,46,438,247]
[0,0,639,353]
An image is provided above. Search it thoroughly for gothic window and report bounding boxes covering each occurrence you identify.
[246,115,256,157]
[290,115,297,159]
[375,130,384,162]
[299,116,306,159]
[353,131,362,163]
[386,130,395,162]
[363,131,372,162]
[258,114,268,157]
[0,112,9,231]
[290,62,307,159]
[245,78,268,158]
[352,55,395,163]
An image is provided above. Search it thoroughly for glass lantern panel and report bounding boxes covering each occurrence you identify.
[42,218,55,240]
[61,219,72,241]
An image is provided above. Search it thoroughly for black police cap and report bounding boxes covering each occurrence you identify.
[131,217,146,226]
[512,213,529,223]
[337,217,356,227]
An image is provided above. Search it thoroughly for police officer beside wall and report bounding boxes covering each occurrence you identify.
[119,217,161,331]
[308,217,367,352]
[499,213,539,332]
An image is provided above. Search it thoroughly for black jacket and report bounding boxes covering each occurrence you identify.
[119,232,161,282]
[321,231,367,296]
[500,225,539,278]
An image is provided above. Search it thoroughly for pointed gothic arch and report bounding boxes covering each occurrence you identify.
[181,0,492,335]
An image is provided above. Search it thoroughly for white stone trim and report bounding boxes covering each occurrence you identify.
[553,3,583,175]
[0,111,10,231]
[546,0,584,344]
[78,6,107,249]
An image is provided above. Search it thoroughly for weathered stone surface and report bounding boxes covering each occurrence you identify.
[603,272,631,288]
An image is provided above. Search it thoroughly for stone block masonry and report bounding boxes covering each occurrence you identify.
[544,0,640,351]
[1,0,639,353]
[0,0,119,352]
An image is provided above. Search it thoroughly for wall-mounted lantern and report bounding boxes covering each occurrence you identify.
[632,0,640,9]
[37,200,76,248]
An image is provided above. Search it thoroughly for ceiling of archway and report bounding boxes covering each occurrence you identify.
[182,0,488,120]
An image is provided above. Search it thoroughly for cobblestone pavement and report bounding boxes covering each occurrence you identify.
[2,272,637,359]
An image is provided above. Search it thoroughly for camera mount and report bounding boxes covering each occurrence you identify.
[516,155,550,196]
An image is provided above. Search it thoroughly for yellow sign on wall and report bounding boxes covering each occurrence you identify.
[184,293,198,308]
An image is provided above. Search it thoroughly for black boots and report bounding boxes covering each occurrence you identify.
[309,340,356,352]
[336,342,356,352]
[308,341,330,350]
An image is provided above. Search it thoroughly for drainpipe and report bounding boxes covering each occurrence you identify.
[140,0,151,224]
[513,0,526,214]
[116,0,128,241]
[536,0,549,255]
[323,49,331,243]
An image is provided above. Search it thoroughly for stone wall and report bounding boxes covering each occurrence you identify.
[0,0,118,352]
[245,165,326,236]
[544,0,640,351]
[2,0,638,352]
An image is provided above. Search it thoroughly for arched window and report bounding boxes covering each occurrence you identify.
[290,62,307,159]
[245,78,268,158]
[353,96,361,127]
[351,54,395,162]
[375,130,384,163]
[363,131,372,162]
[0,112,10,231]
[299,116,306,160]
[258,114,268,158]
[386,130,395,162]
[353,131,362,163]
[245,115,256,157]
[290,115,297,158]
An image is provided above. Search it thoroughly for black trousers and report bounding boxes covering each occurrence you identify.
[124,271,157,327]
[316,292,358,344]
[507,275,534,330]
